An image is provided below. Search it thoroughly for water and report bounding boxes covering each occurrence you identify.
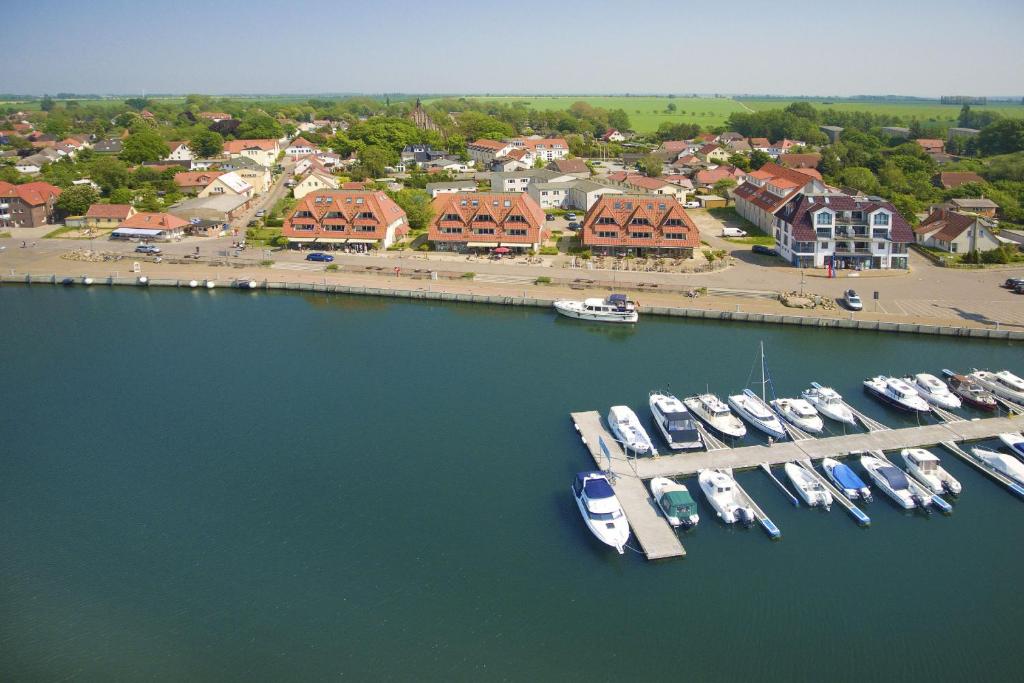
[2,286,1022,681]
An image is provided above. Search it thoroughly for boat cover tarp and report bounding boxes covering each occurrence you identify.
[832,463,866,490]
[879,466,909,490]
[576,473,614,499]
[662,490,695,513]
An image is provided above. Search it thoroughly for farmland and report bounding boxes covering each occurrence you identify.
[737,98,1024,124]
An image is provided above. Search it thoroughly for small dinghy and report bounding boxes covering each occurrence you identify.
[821,457,871,501]
[649,477,700,529]
[784,462,832,508]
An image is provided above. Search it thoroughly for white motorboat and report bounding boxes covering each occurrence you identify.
[572,471,630,554]
[649,393,703,450]
[784,462,832,508]
[729,389,787,440]
[649,477,700,528]
[821,458,872,501]
[970,370,1024,404]
[901,448,962,496]
[802,383,856,426]
[771,398,824,434]
[683,393,746,438]
[863,375,931,413]
[607,405,657,456]
[911,373,962,410]
[973,447,1024,485]
[553,293,638,323]
[860,454,923,510]
[697,470,754,525]
[998,432,1024,458]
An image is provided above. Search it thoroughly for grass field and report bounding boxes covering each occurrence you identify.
[738,98,1024,123]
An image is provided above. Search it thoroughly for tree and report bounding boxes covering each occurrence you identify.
[666,102,677,113]
[55,185,98,216]
[387,189,433,230]
[978,119,1024,156]
[124,97,151,111]
[355,144,396,178]
[236,111,284,140]
[637,155,663,177]
[727,153,751,171]
[89,157,130,194]
[40,95,55,112]
[121,127,169,163]
[749,149,773,170]
[134,188,162,212]
[712,178,737,200]
[838,166,881,195]
[608,109,631,132]
[188,129,224,157]
[455,111,515,141]
[109,187,134,204]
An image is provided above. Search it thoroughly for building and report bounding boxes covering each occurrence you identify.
[112,212,188,241]
[167,194,253,224]
[768,139,802,156]
[509,136,569,161]
[749,137,772,152]
[198,171,254,199]
[914,208,1000,254]
[948,127,981,141]
[947,197,999,217]
[425,180,478,198]
[489,169,574,193]
[408,99,440,132]
[467,139,514,166]
[607,172,688,203]
[881,126,911,139]
[528,179,623,211]
[602,129,625,142]
[697,194,728,209]
[548,158,590,177]
[915,139,945,154]
[233,166,272,194]
[222,139,280,167]
[400,144,448,166]
[165,141,193,161]
[93,138,123,154]
[581,194,699,258]
[819,126,843,143]
[0,180,61,227]
[198,111,232,122]
[292,171,340,199]
[283,190,409,250]
[934,171,985,189]
[284,137,319,157]
[732,163,826,233]
[774,193,912,269]
[14,155,48,174]
[423,157,471,173]
[779,153,821,170]
[174,171,224,194]
[693,166,744,190]
[428,192,545,252]
[84,203,135,229]
[697,143,730,164]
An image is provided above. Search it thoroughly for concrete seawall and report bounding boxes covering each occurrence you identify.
[3,272,1022,342]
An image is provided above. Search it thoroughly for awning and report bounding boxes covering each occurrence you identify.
[288,237,316,243]
[316,238,348,244]
[466,241,499,247]
[500,243,530,248]
[346,238,378,244]
[112,227,167,237]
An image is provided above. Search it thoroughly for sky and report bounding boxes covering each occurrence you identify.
[7,0,1024,97]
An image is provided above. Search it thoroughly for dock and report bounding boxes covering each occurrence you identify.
[940,441,1024,499]
[570,411,686,560]
[722,468,781,538]
[872,450,952,514]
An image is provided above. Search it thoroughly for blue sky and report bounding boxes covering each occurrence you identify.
[8,0,1024,97]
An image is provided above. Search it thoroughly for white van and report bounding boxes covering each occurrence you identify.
[722,227,748,238]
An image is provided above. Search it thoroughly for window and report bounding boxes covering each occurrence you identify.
[474,214,493,222]
[507,214,526,223]
[474,228,495,235]
[816,227,831,237]
[358,212,375,220]
[597,216,616,225]
[665,232,685,240]
[819,241,829,249]
[873,212,889,226]
[629,218,650,225]
[507,228,527,236]
[876,242,885,250]
[872,228,888,238]
[816,212,831,225]
[951,243,958,253]
[443,213,460,221]
[631,231,652,239]
[441,227,462,234]
[665,218,683,226]
[326,225,345,232]
[597,230,618,238]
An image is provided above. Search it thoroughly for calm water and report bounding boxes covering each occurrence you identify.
[2,286,1022,682]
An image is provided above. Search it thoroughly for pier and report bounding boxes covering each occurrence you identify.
[722,468,781,538]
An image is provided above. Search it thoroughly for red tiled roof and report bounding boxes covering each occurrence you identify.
[750,137,770,147]
[732,163,817,214]
[550,158,588,173]
[936,171,984,189]
[287,137,317,149]
[198,111,231,119]
[0,180,62,205]
[674,154,700,165]
[119,212,189,230]
[915,138,944,152]
[618,174,672,191]
[695,167,741,185]
[780,153,821,169]
[223,139,278,153]
[341,182,365,190]
[517,137,568,151]
[428,192,545,244]
[581,194,699,249]
[174,171,224,188]
[779,194,913,243]
[468,139,507,151]
[660,140,690,154]
[283,190,407,241]
[506,148,531,161]
[914,209,976,241]
[85,203,133,220]
[698,143,720,155]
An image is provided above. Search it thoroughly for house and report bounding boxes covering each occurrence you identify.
[769,139,802,156]
[732,163,826,233]
[948,197,999,218]
[234,166,272,194]
[528,179,622,211]
[914,208,1000,254]
[0,180,62,227]
[779,153,821,170]
[293,171,340,199]
[400,144,448,165]
[139,109,156,121]
[198,171,253,199]
[467,139,515,166]
[948,127,981,141]
[222,139,280,168]
[659,140,698,157]
[495,147,535,171]
[934,171,985,189]
[14,154,48,174]
[283,190,409,250]
[581,194,699,258]
[425,180,478,198]
[174,171,224,194]
[602,129,625,142]
[662,174,695,192]
[198,112,232,122]
[749,137,771,152]
[773,193,912,269]
[718,132,746,143]
[671,153,701,169]
[292,155,330,177]
[819,126,843,143]
[489,169,575,193]
[111,212,188,241]
[285,137,319,157]
[724,139,752,154]
[84,203,135,229]
[165,141,193,161]
[72,178,101,193]
[423,157,471,173]
[693,166,745,189]
[881,126,911,139]
[428,192,546,252]
[697,144,730,164]
[93,139,123,154]
[167,194,253,225]
[509,136,569,161]
[606,172,687,203]
[915,139,945,154]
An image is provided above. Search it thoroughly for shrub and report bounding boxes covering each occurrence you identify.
[271,235,289,247]
[579,250,591,260]
[702,249,715,261]
[326,263,339,271]
[259,259,273,267]
[418,243,431,251]
[461,272,475,279]
[539,246,559,255]
[265,217,284,228]
[535,276,552,284]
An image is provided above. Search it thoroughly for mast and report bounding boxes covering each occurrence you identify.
[760,341,767,402]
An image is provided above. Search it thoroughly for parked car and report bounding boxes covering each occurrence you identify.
[1015,283,1024,294]
[684,201,700,209]
[566,212,578,221]
[135,244,161,254]
[255,210,266,217]
[751,244,778,257]
[567,222,581,231]
[722,227,747,238]
[1004,277,1024,289]
[842,289,863,311]
[305,252,334,262]
[546,214,556,221]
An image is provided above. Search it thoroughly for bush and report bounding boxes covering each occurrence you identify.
[461,272,475,279]
[535,276,552,284]
[259,259,273,267]
[418,243,431,251]
[702,249,715,261]
[326,263,339,271]
[539,246,559,255]
[579,250,591,260]
[265,217,284,228]
[271,234,289,247]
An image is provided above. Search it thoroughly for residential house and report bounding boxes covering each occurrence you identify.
[84,203,135,229]
[547,158,589,177]
[914,208,1000,254]
[285,137,319,157]
[168,194,253,225]
[425,180,478,198]
[881,126,911,139]
[283,190,409,249]
[198,111,232,122]
[768,139,802,156]
[528,179,622,211]
[489,156,529,172]
[222,139,280,168]
[732,163,826,233]
[489,169,575,193]
[93,139,123,154]
[174,171,224,194]
[819,126,843,143]
[423,157,471,173]
[509,136,569,161]
[749,137,771,152]
[71,178,101,193]
[428,192,546,252]
[773,193,912,269]
[697,143,730,164]
[662,174,695,192]
[671,153,701,170]
[14,154,48,174]
[602,129,626,142]
[581,194,699,258]
[0,181,62,227]
[234,166,272,194]
[292,155,330,177]
[198,171,254,199]
[400,144,448,166]
[112,212,188,241]
[779,153,821,170]
[718,132,746,143]
[915,139,945,155]
[948,197,999,218]
[693,166,745,190]
[293,171,340,199]
[467,139,515,166]
[724,139,752,154]
[165,141,193,161]
[606,172,688,203]
[934,171,985,189]
[659,140,699,158]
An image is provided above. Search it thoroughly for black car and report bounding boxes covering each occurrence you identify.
[567,222,581,231]
[752,244,779,257]
[1004,277,1024,289]
[1015,283,1024,294]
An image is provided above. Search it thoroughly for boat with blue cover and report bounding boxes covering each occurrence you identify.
[821,457,872,501]
[572,471,630,554]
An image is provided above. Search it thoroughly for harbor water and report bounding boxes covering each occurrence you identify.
[2,286,1023,681]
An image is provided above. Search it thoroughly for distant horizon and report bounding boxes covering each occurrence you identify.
[6,92,1024,101]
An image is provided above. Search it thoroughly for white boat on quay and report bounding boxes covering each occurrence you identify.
[770,398,824,434]
[683,393,746,438]
[900,448,962,496]
[553,294,637,323]
[970,369,1024,404]
[607,405,657,456]
[802,383,856,426]
[697,469,754,525]
[910,373,961,410]
[784,462,832,508]
[860,454,927,510]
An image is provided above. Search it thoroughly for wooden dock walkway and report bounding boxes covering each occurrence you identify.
[570,411,685,560]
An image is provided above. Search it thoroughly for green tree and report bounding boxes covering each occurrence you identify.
[134,188,162,212]
[712,178,737,200]
[40,95,55,111]
[124,97,151,111]
[608,109,631,132]
[666,102,677,113]
[978,119,1024,156]
[55,185,98,216]
[356,144,396,178]
[727,153,751,171]
[749,149,773,170]
[838,167,881,195]
[109,187,134,204]
[89,157,130,194]
[387,188,434,229]
[456,111,515,140]
[121,127,169,163]
[188,129,224,157]
[236,111,284,139]
[637,154,663,177]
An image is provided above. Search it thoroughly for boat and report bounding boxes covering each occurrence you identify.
[998,433,1024,458]
[697,470,754,525]
[607,405,657,456]
[683,394,746,438]
[821,457,871,501]
[729,389,787,440]
[860,454,923,509]
[942,369,997,412]
[970,369,1024,404]
[801,383,856,425]
[205,280,216,289]
[973,447,1024,485]
[553,293,638,323]
[911,373,962,410]
[900,448,962,495]
[649,477,700,528]
[82,276,94,286]
[863,375,931,413]
[649,393,703,450]
[770,398,824,434]
[783,462,832,508]
[571,472,630,554]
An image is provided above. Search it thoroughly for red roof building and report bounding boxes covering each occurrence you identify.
[428,192,546,251]
[283,190,408,249]
[934,171,985,189]
[916,138,945,154]
[732,163,824,233]
[174,171,224,193]
[0,180,62,227]
[85,204,135,226]
[581,194,699,257]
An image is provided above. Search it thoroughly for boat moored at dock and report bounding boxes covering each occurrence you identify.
[784,462,832,508]
[572,471,631,554]
[698,470,754,525]
[942,369,997,412]
[911,373,962,410]
[821,457,872,501]
[649,393,703,450]
[970,369,1024,404]
[861,454,924,509]
[729,389,786,440]
[553,294,638,323]
[863,375,931,413]
[771,398,824,434]
[684,393,746,438]
[607,405,657,456]
[649,477,700,529]
[901,448,962,495]
[802,383,856,425]
[972,448,1024,485]
[998,433,1024,458]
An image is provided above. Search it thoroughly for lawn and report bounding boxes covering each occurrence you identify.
[245,226,282,247]
[706,207,776,246]
[738,98,1024,123]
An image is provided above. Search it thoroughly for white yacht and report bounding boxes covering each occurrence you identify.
[770,398,824,434]
[607,405,657,456]
[553,294,638,323]
[863,375,931,413]
[649,477,700,529]
[649,393,703,450]
[683,393,746,438]
[572,472,631,554]
[998,433,1024,458]
[728,389,787,440]
[970,370,1024,404]
[783,462,832,508]
[911,373,962,410]
[900,448,962,496]
[860,454,921,509]
[821,458,872,501]
[973,447,1024,485]
[802,383,856,426]
[697,470,754,525]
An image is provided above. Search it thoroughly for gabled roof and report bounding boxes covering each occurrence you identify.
[698,143,721,155]
[0,180,61,205]
[284,190,407,237]
[732,163,818,214]
[660,140,691,154]
[468,139,508,151]
[550,158,588,174]
[581,194,699,249]
[695,167,742,185]
[85,203,133,220]
[427,192,545,243]
[215,171,252,194]
[287,137,318,149]
[119,212,189,230]
[936,171,985,189]
[915,209,978,241]
[781,193,914,243]
[750,137,770,147]
[174,171,224,187]
[223,139,278,153]
[780,153,821,169]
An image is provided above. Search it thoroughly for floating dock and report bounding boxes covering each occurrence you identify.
[760,463,799,507]
[722,468,781,538]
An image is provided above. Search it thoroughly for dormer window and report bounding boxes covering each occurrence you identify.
[443,213,460,221]
[873,212,890,226]
[475,214,493,222]
[816,212,832,225]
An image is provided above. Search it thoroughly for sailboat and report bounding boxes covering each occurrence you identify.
[728,342,787,440]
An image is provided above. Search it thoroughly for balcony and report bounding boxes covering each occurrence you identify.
[833,227,868,238]
[833,245,871,255]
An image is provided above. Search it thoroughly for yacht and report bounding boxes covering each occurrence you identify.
[607,405,657,456]
[697,470,754,525]
[801,383,856,426]
[997,433,1024,458]
[860,454,922,510]
[649,477,700,529]
[973,447,1024,485]
[821,458,871,501]
[729,389,787,440]
[649,393,703,450]
[572,471,630,554]
[900,448,962,496]
[970,369,1024,404]
[942,370,997,412]
[553,294,638,323]
[863,375,931,413]
[783,462,832,508]
[770,398,824,434]
[683,393,746,438]
[911,373,962,410]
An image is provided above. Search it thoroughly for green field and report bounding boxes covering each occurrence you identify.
[738,98,1024,123]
